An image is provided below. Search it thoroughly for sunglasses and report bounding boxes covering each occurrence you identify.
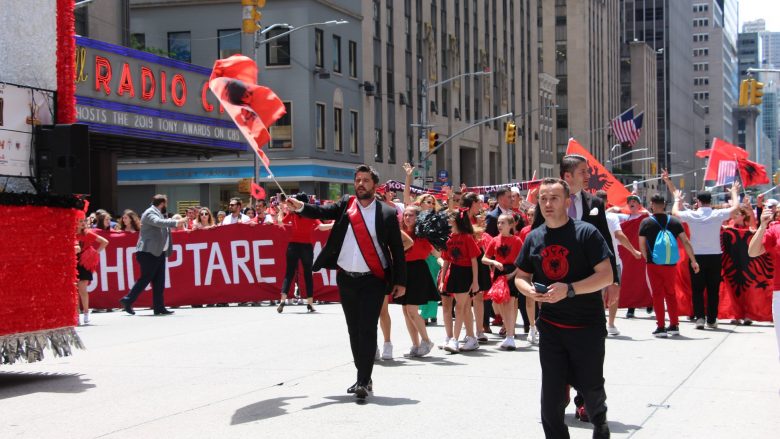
[200,212,210,216]
[229,203,238,207]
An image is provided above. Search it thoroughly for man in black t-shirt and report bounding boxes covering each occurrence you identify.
[515,178,613,439]
[638,194,699,338]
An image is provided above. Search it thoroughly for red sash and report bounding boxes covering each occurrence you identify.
[346,196,386,281]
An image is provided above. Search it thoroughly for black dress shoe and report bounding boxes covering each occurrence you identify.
[347,379,372,394]
[354,385,368,399]
[153,309,175,315]
[119,299,135,315]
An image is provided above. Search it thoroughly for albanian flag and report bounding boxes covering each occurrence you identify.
[737,157,770,187]
[209,55,286,172]
[719,227,774,321]
[250,182,266,201]
[617,214,653,308]
[566,138,632,206]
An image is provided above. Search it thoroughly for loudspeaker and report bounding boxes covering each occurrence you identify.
[35,124,91,194]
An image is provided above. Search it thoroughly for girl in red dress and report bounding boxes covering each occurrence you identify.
[439,209,481,353]
[75,217,108,325]
[482,214,524,350]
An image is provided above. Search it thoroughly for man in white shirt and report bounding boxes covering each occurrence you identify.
[222,197,250,225]
[286,165,406,400]
[255,199,275,224]
[672,182,740,329]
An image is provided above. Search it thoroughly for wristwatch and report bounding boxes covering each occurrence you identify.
[566,283,576,298]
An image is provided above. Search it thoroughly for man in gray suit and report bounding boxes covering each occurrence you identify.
[120,194,186,315]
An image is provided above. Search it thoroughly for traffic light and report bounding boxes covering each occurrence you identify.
[774,171,780,185]
[751,80,765,106]
[505,121,516,144]
[650,161,657,175]
[428,131,440,154]
[739,79,752,107]
[242,0,263,34]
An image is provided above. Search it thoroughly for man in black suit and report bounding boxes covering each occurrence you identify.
[286,165,406,400]
[485,187,514,237]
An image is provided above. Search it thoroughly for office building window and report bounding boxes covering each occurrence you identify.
[218,29,241,59]
[315,29,324,68]
[349,41,357,77]
[315,103,325,150]
[266,28,290,66]
[270,102,292,149]
[334,107,343,152]
[167,31,191,62]
[349,110,359,154]
[131,33,146,50]
[332,35,342,73]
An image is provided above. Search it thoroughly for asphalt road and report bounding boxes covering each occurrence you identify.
[1,304,778,438]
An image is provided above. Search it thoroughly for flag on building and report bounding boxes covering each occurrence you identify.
[699,138,749,185]
[209,55,286,174]
[736,157,770,187]
[610,108,644,146]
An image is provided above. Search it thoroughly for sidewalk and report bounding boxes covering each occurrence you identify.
[1,305,777,438]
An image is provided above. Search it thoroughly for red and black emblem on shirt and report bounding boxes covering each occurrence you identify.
[497,245,510,259]
[540,245,569,281]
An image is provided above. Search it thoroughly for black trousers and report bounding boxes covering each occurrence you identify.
[280,243,314,298]
[690,254,722,324]
[123,251,168,311]
[337,272,387,386]
[538,319,609,439]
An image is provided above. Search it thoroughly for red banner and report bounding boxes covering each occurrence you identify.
[87,224,340,309]
[566,138,633,206]
[617,214,652,308]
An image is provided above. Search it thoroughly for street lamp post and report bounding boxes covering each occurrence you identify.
[417,70,492,186]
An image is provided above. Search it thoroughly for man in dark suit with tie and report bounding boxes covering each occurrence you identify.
[120,194,186,316]
[286,165,406,400]
[485,187,514,237]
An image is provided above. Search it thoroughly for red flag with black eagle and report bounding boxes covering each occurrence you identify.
[736,158,770,188]
[209,55,286,172]
[566,138,632,206]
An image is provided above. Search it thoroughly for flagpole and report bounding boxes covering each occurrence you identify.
[760,183,780,196]
[733,154,747,197]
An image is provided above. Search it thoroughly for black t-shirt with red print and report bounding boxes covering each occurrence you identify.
[515,219,611,327]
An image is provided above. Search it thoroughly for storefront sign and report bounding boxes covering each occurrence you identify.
[0,83,54,176]
[74,37,245,150]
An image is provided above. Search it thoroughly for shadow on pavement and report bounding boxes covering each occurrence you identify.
[566,417,642,434]
[0,372,95,400]
[231,396,306,424]
[302,394,420,410]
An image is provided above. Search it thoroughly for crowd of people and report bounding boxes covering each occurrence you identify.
[71,158,780,437]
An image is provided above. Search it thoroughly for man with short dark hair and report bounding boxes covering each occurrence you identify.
[639,194,698,337]
[515,177,614,439]
[286,164,406,400]
[222,197,250,225]
[120,194,187,315]
[486,187,513,237]
[672,183,739,329]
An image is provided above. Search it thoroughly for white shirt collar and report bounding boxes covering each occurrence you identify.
[358,198,377,210]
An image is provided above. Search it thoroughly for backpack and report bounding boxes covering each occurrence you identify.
[649,215,679,265]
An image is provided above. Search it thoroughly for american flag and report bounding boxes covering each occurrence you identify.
[610,109,644,146]
[716,160,737,185]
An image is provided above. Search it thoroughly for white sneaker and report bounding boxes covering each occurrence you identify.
[706,321,718,329]
[438,337,451,350]
[406,346,419,357]
[375,347,380,360]
[444,337,460,353]
[83,312,90,324]
[381,342,393,360]
[499,336,516,350]
[417,340,434,357]
[528,327,539,345]
[477,332,488,342]
[461,336,480,351]
[284,299,290,305]
[695,318,705,330]
[607,325,620,336]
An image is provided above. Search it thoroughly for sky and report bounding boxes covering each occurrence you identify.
[739,0,780,32]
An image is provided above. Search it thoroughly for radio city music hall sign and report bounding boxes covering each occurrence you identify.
[74,36,244,149]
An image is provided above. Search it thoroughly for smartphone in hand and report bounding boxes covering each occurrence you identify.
[533,282,548,294]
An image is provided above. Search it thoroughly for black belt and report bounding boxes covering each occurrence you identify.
[338,267,374,278]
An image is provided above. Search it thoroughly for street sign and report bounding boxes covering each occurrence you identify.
[419,138,429,153]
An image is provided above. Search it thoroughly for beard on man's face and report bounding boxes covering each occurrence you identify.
[356,189,375,200]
